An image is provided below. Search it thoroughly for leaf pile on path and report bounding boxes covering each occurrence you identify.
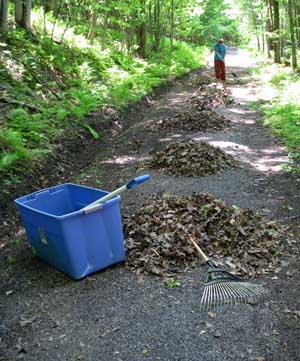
[191,74,214,85]
[124,193,284,277]
[194,81,233,107]
[148,140,236,176]
[158,107,230,132]
[158,82,232,132]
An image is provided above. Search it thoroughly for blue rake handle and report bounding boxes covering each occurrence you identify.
[83,175,150,214]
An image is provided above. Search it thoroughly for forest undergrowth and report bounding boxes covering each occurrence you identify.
[0,12,208,188]
[252,63,300,172]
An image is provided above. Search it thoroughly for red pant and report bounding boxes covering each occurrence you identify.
[214,60,226,81]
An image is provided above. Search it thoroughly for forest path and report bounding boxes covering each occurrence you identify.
[1,49,300,361]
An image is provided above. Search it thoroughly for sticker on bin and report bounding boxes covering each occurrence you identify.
[14,175,150,279]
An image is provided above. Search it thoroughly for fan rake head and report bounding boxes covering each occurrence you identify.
[200,267,268,310]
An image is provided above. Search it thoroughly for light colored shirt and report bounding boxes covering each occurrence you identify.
[213,43,227,61]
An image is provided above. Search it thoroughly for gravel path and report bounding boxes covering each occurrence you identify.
[1,48,300,361]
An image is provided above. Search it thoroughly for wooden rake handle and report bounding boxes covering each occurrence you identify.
[188,235,210,263]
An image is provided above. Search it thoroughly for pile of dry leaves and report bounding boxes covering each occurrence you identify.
[158,82,232,132]
[193,81,233,107]
[124,193,284,277]
[148,140,236,176]
[158,108,230,132]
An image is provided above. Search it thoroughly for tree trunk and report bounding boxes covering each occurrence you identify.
[101,0,108,50]
[22,0,32,31]
[137,24,147,57]
[288,0,297,69]
[15,0,23,26]
[280,6,286,59]
[87,11,97,44]
[137,0,147,58]
[49,0,55,12]
[45,0,55,13]
[294,0,300,47]
[0,0,8,33]
[148,1,153,44]
[126,27,134,53]
[266,0,272,57]
[272,0,281,63]
[170,0,174,52]
[153,0,161,52]
[249,0,260,52]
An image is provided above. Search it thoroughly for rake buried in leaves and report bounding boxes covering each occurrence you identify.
[188,235,268,309]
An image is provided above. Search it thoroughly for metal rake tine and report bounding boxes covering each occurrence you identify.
[207,285,213,309]
[231,282,252,303]
[239,282,267,303]
[238,283,256,303]
[243,283,267,299]
[219,283,231,306]
[234,282,262,303]
[228,283,243,306]
[230,282,246,305]
[236,283,256,304]
[222,283,232,307]
[201,287,207,309]
[218,283,230,307]
[229,283,248,306]
[228,282,244,304]
[224,283,236,306]
[216,283,223,308]
[200,287,209,309]
[221,284,234,308]
[212,284,218,308]
[253,284,268,297]
[217,283,226,307]
[210,285,217,308]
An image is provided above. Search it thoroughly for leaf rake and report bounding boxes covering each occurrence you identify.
[188,235,268,309]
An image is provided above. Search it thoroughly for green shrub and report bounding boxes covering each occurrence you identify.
[0,19,207,177]
[0,129,33,170]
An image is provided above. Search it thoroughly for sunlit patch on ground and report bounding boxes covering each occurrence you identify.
[196,139,289,173]
[101,155,148,165]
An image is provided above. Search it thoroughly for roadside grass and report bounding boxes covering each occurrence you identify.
[252,63,300,172]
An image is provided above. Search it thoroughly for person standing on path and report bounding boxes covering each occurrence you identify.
[213,39,227,81]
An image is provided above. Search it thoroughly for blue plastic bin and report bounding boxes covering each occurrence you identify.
[14,183,125,279]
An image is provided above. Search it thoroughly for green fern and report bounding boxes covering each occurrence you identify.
[83,124,100,140]
[0,129,33,170]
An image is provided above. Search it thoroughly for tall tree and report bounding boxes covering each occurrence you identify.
[22,0,33,31]
[288,0,297,68]
[0,0,8,34]
[87,10,97,44]
[15,0,23,26]
[153,0,161,51]
[270,0,281,63]
[295,0,300,45]
[48,0,55,12]
[170,0,175,52]
[137,0,147,57]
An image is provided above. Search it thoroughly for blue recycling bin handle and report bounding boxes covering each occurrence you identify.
[126,175,150,189]
[83,174,150,215]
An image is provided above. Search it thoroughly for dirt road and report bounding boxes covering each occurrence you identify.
[1,49,300,361]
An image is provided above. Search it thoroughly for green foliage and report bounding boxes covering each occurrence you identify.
[0,129,33,170]
[257,66,300,172]
[270,72,289,86]
[263,103,300,165]
[165,278,181,288]
[83,124,100,140]
[6,256,14,264]
[8,108,48,144]
[0,11,207,176]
